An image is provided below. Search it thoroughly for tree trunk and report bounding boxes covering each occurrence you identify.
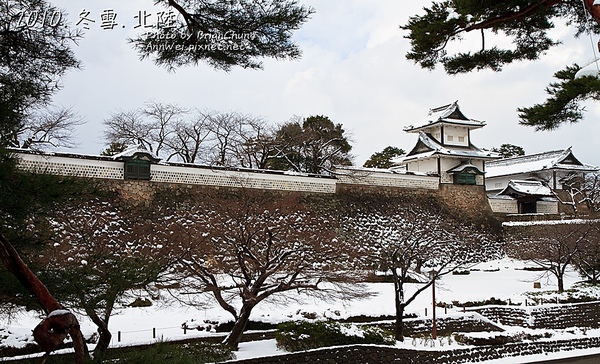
[557,275,565,293]
[394,303,406,341]
[0,233,88,363]
[223,304,253,350]
[392,267,406,341]
[86,309,112,357]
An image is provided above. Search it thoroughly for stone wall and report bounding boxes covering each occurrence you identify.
[469,301,600,330]
[439,184,496,223]
[12,149,498,222]
[222,338,600,364]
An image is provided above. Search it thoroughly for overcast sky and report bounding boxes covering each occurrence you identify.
[50,1,600,168]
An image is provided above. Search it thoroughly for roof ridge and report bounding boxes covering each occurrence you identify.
[487,149,566,167]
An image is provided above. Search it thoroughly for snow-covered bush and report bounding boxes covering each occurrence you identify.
[275,320,395,352]
[453,331,551,346]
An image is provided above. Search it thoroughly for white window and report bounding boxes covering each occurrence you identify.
[458,136,465,142]
[494,182,502,188]
[447,135,454,141]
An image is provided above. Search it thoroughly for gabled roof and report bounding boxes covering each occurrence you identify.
[497,180,554,198]
[403,101,486,133]
[447,162,485,175]
[112,144,161,163]
[486,147,598,178]
[392,132,498,165]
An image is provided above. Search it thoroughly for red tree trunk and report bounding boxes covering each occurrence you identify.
[0,233,87,363]
[585,0,600,24]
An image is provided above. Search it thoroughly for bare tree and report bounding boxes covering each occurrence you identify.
[103,101,189,156]
[583,172,600,214]
[203,111,271,168]
[505,221,594,292]
[552,172,591,217]
[158,189,367,350]
[103,104,274,167]
[103,108,153,151]
[575,221,600,285]
[340,194,496,341]
[230,118,274,169]
[5,105,84,150]
[165,113,211,163]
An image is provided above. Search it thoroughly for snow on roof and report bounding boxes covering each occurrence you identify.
[447,162,485,174]
[403,101,486,132]
[335,164,431,176]
[497,180,554,197]
[486,148,598,178]
[112,144,160,162]
[393,132,497,164]
[575,60,600,79]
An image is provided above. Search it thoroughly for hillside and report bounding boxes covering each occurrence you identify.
[2,258,599,363]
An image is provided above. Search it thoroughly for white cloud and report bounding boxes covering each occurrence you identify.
[53,1,600,167]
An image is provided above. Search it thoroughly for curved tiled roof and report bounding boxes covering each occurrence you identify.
[403,101,486,133]
[393,132,498,165]
[486,147,598,178]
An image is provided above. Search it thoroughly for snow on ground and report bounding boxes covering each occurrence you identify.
[1,258,598,362]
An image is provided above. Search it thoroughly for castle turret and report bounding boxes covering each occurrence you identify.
[392,101,498,185]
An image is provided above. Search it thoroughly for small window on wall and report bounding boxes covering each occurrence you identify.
[454,172,476,185]
[124,160,151,180]
[447,135,454,141]
[458,136,465,142]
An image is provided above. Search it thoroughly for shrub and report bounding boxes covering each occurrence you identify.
[452,297,508,307]
[453,332,549,346]
[4,342,234,364]
[109,342,233,364]
[275,320,395,352]
[452,270,471,275]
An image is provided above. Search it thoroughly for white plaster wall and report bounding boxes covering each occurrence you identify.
[486,172,554,191]
[486,175,513,192]
[429,125,442,143]
[15,151,444,194]
[444,125,469,147]
[488,198,518,214]
[440,158,458,184]
[537,200,559,214]
[17,153,124,179]
[336,170,439,190]
[14,151,337,194]
[407,158,438,175]
[151,164,337,193]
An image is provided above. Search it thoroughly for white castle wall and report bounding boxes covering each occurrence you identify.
[12,150,564,216]
[17,152,124,179]
[150,164,337,193]
[334,168,439,190]
[13,150,441,194]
